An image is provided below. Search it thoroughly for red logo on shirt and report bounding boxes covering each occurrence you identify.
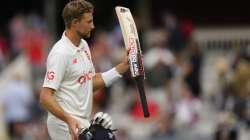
[46,71,55,80]
[73,58,77,64]
[78,71,93,84]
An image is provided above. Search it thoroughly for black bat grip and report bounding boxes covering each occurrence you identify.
[135,76,150,117]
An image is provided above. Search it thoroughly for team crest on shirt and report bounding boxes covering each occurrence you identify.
[72,58,77,64]
[46,71,55,80]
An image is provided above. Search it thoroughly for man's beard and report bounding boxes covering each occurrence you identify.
[77,31,91,39]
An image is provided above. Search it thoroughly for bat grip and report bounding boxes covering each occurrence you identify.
[135,76,150,117]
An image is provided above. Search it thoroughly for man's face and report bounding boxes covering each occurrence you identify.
[76,12,95,39]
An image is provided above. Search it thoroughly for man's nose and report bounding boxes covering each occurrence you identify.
[91,23,95,29]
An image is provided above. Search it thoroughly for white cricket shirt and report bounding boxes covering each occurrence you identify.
[43,32,95,129]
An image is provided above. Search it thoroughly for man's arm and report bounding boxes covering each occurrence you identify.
[92,73,105,92]
[39,87,70,122]
[93,49,129,92]
[93,62,129,92]
[39,87,80,140]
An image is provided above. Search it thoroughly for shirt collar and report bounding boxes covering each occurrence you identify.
[62,31,84,54]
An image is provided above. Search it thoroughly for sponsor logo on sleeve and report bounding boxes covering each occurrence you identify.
[46,71,55,81]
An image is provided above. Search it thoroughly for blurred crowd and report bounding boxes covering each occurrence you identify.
[0,11,249,140]
[0,13,49,140]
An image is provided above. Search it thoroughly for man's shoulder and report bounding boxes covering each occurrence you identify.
[49,39,72,56]
[46,45,70,64]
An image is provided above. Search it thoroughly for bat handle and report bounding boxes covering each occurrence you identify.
[135,76,150,117]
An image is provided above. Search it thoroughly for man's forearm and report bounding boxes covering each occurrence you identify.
[93,63,129,92]
[93,73,105,92]
[40,88,70,123]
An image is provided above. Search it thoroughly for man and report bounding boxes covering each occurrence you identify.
[39,0,129,140]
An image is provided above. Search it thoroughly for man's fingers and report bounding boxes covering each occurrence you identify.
[124,48,130,65]
[127,46,131,53]
[71,121,80,140]
[73,127,79,140]
[70,129,78,140]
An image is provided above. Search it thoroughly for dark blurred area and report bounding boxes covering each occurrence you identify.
[151,0,250,26]
[0,0,249,140]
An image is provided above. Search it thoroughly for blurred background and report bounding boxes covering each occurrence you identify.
[0,0,249,140]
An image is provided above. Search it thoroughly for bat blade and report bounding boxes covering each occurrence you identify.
[115,6,150,118]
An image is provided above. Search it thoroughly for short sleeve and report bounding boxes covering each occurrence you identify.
[43,53,68,90]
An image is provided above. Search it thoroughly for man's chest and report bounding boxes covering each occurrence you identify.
[65,50,95,83]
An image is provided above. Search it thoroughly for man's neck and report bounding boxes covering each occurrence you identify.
[65,29,81,47]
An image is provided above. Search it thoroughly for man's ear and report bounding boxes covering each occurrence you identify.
[71,18,80,27]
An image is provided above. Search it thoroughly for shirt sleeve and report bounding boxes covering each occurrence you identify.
[43,52,68,90]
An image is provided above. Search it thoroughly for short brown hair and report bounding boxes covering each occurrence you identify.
[62,0,94,28]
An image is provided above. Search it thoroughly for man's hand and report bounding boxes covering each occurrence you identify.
[92,112,113,129]
[66,116,80,140]
[122,48,130,66]
[115,49,130,75]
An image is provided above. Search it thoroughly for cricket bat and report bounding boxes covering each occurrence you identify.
[115,6,150,117]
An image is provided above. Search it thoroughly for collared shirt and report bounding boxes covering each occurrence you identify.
[43,32,95,129]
